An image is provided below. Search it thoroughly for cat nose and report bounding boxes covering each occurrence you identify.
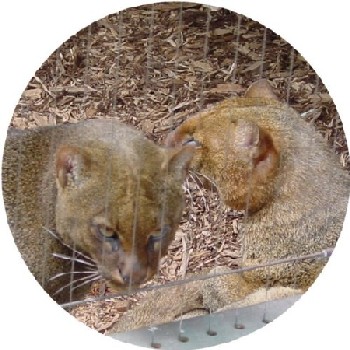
[118,256,147,285]
[120,272,131,285]
[119,269,146,285]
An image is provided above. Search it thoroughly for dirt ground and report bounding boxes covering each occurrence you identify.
[10,2,349,334]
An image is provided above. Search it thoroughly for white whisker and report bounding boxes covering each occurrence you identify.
[72,275,102,294]
[42,227,96,264]
[52,252,96,268]
[49,270,98,282]
[54,272,100,296]
[190,170,218,190]
[185,177,194,205]
[189,172,209,211]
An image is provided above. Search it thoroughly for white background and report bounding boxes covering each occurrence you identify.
[0,1,349,349]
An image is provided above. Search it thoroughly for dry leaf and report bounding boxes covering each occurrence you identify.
[309,93,332,104]
[33,113,50,126]
[191,60,212,72]
[12,117,27,129]
[242,61,263,73]
[140,119,154,133]
[114,300,130,313]
[213,27,233,36]
[211,83,244,93]
[85,105,98,118]
[154,3,198,11]
[23,88,42,99]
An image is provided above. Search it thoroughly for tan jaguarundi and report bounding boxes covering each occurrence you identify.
[2,119,195,303]
[108,80,349,333]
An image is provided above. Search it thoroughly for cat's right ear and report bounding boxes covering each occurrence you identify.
[56,145,91,189]
[233,118,279,172]
[165,144,196,180]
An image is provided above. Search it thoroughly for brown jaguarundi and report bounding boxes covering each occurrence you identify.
[108,80,350,334]
[1,119,195,303]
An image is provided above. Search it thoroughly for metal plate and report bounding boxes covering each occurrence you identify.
[110,295,301,349]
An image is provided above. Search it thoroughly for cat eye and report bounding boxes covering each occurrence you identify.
[92,223,120,251]
[183,138,201,147]
[147,232,162,252]
[147,225,171,253]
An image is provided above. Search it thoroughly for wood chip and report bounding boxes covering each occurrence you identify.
[213,27,234,36]
[211,83,244,93]
[23,88,42,99]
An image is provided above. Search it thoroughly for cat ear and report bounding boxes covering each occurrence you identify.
[165,144,196,180]
[244,79,279,101]
[234,119,261,149]
[233,119,277,165]
[56,145,91,188]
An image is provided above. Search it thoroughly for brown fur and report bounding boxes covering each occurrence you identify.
[108,80,349,333]
[2,119,194,303]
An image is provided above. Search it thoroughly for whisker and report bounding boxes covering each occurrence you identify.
[189,172,209,212]
[53,272,100,296]
[184,177,194,206]
[190,170,218,190]
[72,275,102,294]
[52,252,96,268]
[42,227,96,264]
[49,270,98,282]
[201,171,227,221]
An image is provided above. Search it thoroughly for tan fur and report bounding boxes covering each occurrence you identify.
[2,119,194,303]
[108,80,349,333]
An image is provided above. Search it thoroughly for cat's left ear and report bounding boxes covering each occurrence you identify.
[244,79,279,101]
[164,144,196,180]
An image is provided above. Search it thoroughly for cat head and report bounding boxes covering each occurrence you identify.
[165,80,280,213]
[55,137,194,289]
